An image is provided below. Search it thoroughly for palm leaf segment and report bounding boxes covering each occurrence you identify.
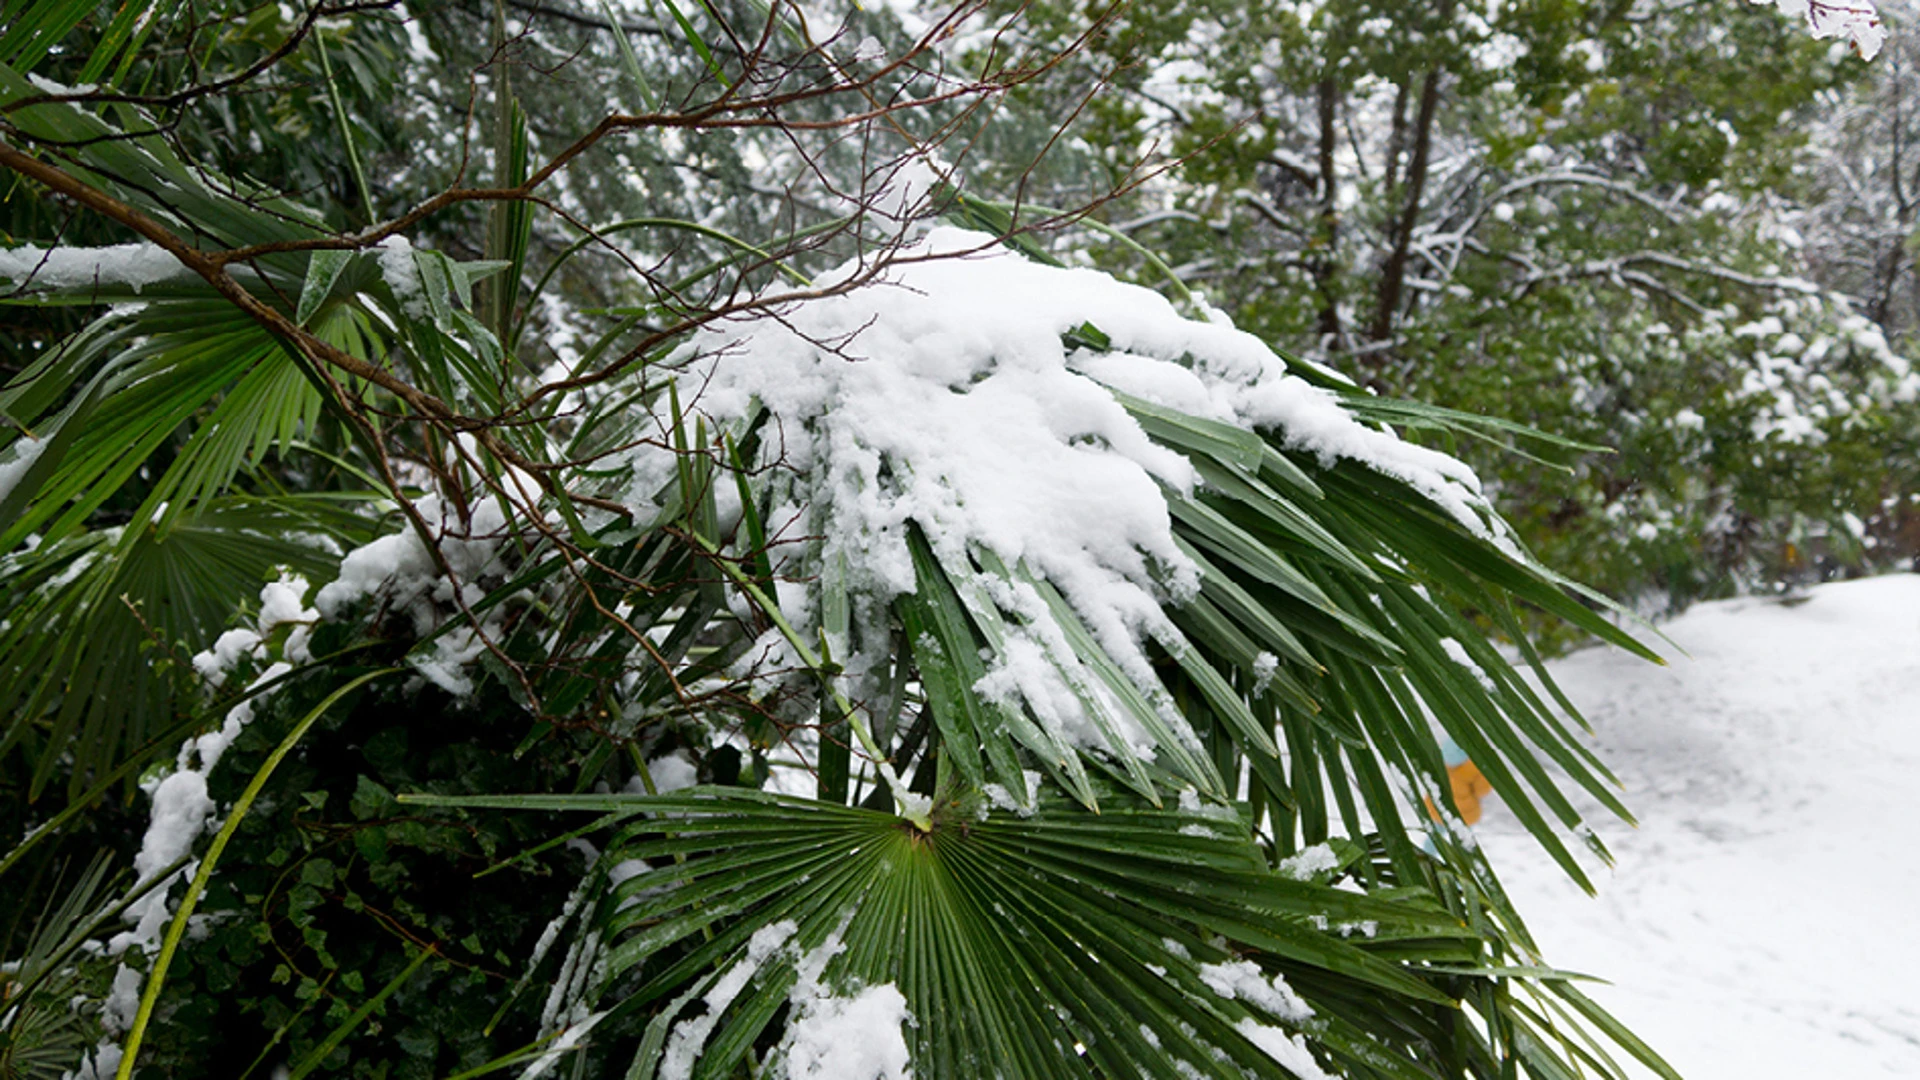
[492,226,1673,1078]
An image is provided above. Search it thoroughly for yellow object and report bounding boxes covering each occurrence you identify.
[1448,760,1493,825]
[1422,760,1495,825]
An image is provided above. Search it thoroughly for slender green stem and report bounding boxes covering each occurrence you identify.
[315,31,376,224]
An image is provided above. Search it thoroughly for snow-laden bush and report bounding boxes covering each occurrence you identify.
[0,2,1722,1077]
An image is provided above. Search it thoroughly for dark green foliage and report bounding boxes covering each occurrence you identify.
[121,669,592,1078]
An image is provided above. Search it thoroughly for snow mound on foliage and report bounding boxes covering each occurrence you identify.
[779,981,914,1080]
[772,923,914,1080]
[662,226,1504,756]
[1753,0,1887,60]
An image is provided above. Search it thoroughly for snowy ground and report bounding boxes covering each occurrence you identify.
[1476,573,1920,1079]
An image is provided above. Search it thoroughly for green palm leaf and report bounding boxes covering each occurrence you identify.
[0,495,376,796]
[409,785,1497,1080]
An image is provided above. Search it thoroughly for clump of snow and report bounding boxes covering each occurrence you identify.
[25,73,99,95]
[1236,377,1503,543]
[95,756,220,1055]
[1194,959,1330,1076]
[183,661,289,774]
[1439,637,1501,692]
[626,750,699,794]
[1751,0,1886,59]
[981,769,1042,815]
[190,571,318,688]
[377,235,428,319]
[0,434,45,504]
[314,493,511,626]
[412,625,488,696]
[774,926,915,1080]
[310,490,528,696]
[92,575,327,1064]
[1232,1018,1335,1080]
[1249,651,1279,695]
[666,226,1506,767]
[973,630,1160,758]
[1275,843,1341,881]
[120,772,213,936]
[256,573,312,631]
[660,921,799,1080]
[192,628,263,687]
[1197,959,1314,1023]
[0,243,185,294]
[893,790,933,824]
[315,525,437,620]
[1177,786,1238,821]
[778,983,914,1080]
[69,1039,123,1080]
[657,914,920,1079]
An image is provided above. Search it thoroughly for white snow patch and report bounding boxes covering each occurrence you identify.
[1197,959,1314,1023]
[1233,1018,1335,1080]
[1751,0,1886,59]
[627,750,698,794]
[1276,843,1341,881]
[516,1011,606,1080]
[377,235,428,319]
[662,227,1504,765]
[1479,574,1920,1080]
[1250,651,1279,695]
[774,925,914,1079]
[1439,637,1500,692]
[981,769,1043,815]
[659,921,798,1080]
[0,243,185,294]
[190,572,316,687]
[193,628,262,688]
[778,982,914,1080]
[0,434,45,503]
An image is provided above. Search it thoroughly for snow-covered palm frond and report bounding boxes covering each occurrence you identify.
[601,225,1652,866]
[396,224,1681,1078]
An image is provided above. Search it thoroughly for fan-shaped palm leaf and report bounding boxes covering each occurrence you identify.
[410,785,1503,1080]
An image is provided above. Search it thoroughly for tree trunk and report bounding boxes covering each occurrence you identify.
[1369,63,1443,347]
[1313,76,1345,350]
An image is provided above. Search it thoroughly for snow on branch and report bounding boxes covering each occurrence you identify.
[0,242,186,294]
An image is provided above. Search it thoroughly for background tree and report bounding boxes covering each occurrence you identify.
[976,0,1920,630]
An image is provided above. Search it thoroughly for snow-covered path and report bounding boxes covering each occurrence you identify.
[1476,573,1920,1079]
